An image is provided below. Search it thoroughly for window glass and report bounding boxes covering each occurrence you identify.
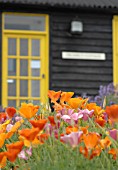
[31,80,40,97]
[20,80,28,96]
[20,59,28,76]
[5,14,45,31]
[20,39,28,56]
[8,38,16,55]
[8,79,16,96]
[8,59,16,76]
[32,39,40,56]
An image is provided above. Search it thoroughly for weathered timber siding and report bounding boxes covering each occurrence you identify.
[50,12,113,96]
[0,13,2,105]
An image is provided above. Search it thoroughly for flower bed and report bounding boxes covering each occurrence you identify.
[0,89,118,170]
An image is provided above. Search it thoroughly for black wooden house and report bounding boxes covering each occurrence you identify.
[0,0,118,107]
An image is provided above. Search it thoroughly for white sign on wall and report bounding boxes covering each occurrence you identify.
[62,52,106,60]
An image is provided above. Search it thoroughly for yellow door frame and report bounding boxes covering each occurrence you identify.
[2,12,49,107]
[113,16,118,86]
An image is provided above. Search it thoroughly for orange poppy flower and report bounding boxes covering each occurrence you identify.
[6,120,24,139]
[0,112,7,122]
[89,147,102,160]
[60,92,74,105]
[83,133,100,149]
[66,126,78,135]
[48,116,56,126]
[79,146,88,158]
[86,103,104,116]
[5,149,21,162]
[0,133,6,148]
[5,141,24,163]
[18,103,39,119]
[53,102,63,111]
[68,97,87,109]
[29,119,47,130]
[95,117,106,127]
[99,136,111,149]
[0,152,7,168]
[48,90,61,103]
[6,107,16,118]
[37,133,49,144]
[80,126,89,134]
[108,148,118,160]
[19,128,40,141]
[106,105,118,122]
[6,141,24,151]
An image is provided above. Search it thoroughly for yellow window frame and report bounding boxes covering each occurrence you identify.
[113,16,118,85]
[2,12,49,107]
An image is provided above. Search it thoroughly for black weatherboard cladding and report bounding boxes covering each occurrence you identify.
[0,0,118,9]
[0,0,114,98]
[50,12,113,96]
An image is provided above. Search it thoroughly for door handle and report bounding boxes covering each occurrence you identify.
[42,74,45,79]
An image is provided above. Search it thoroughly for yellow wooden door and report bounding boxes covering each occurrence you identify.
[2,33,48,107]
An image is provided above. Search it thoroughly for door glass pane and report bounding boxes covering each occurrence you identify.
[32,39,40,56]
[31,60,40,77]
[8,38,16,55]
[8,59,16,76]
[20,39,28,56]
[8,79,16,96]
[31,80,40,97]
[33,100,40,105]
[8,100,16,107]
[20,80,28,96]
[20,59,28,76]
[5,14,46,31]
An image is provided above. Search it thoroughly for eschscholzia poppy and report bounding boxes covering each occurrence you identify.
[6,107,16,118]
[83,132,100,149]
[29,119,47,130]
[0,152,7,168]
[0,133,6,148]
[37,133,49,144]
[6,120,24,139]
[109,129,118,140]
[61,131,83,148]
[48,90,61,104]
[60,92,74,105]
[106,105,118,122]
[48,116,56,126]
[5,141,24,162]
[19,127,40,141]
[68,98,87,109]
[18,103,39,119]
[0,112,7,123]
[95,117,106,127]
[86,103,104,116]
[99,136,111,149]
[66,126,78,134]
[108,148,118,160]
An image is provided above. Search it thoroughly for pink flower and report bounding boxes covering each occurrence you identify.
[78,109,94,121]
[44,123,53,135]
[26,147,32,156]
[6,124,13,132]
[18,150,28,160]
[61,131,83,148]
[61,112,83,124]
[109,129,118,140]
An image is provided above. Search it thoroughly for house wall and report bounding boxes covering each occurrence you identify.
[0,5,114,106]
[50,12,113,96]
